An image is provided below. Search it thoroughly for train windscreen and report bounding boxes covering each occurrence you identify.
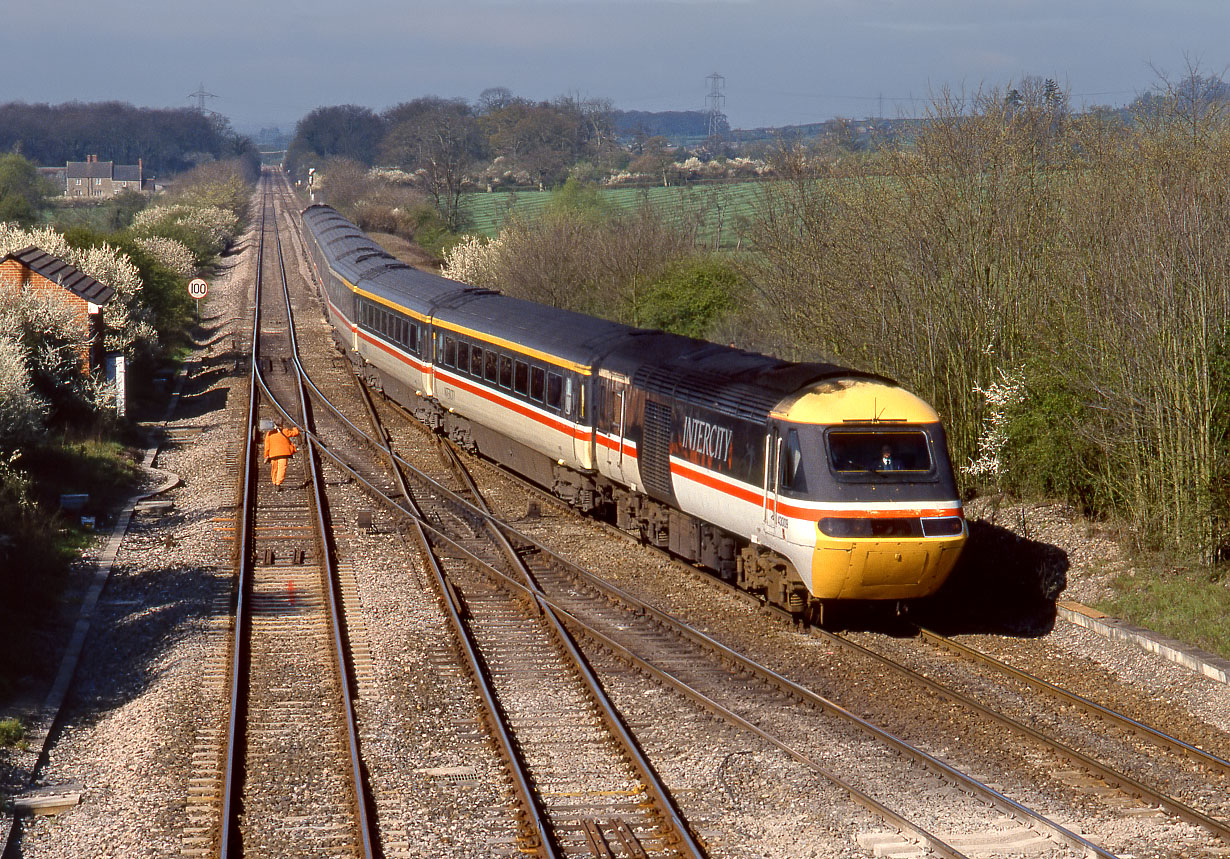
[827,430,932,474]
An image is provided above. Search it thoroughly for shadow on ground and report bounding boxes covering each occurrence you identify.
[911,519,1069,637]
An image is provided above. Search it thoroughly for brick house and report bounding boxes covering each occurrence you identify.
[0,246,114,371]
[62,155,154,198]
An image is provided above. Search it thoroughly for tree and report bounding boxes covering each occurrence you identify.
[382,98,483,231]
[629,137,676,186]
[0,154,51,226]
[477,87,519,114]
[286,105,384,177]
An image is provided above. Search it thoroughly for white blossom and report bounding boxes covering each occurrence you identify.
[963,364,1026,482]
[0,333,47,451]
[441,233,506,287]
[131,203,239,261]
[135,236,197,277]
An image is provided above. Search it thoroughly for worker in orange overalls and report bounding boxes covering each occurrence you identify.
[263,419,300,491]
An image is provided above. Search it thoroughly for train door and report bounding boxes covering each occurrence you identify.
[567,374,592,469]
[758,423,787,541]
[597,369,630,483]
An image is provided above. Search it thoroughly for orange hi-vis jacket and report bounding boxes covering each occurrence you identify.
[263,426,300,460]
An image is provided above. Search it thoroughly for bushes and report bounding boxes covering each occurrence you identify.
[0,334,46,451]
[129,203,239,265]
[742,80,1230,561]
[638,258,741,339]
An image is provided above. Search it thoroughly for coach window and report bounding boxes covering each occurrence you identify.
[514,360,529,396]
[456,342,470,374]
[444,337,457,367]
[410,324,421,354]
[546,372,563,410]
[530,367,545,403]
[485,349,498,383]
[499,355,513,389]
[471,347,484,378]
[564,378,574,416]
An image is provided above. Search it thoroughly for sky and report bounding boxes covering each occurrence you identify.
[3,0,1228,134]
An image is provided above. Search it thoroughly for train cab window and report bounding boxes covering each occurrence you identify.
[530,367,545,403]
[443,337,456,367]
[485,350,499,383]
[513,360,529,396]
[546,372,563,410]
[828,430,932,475]
[499,355,513,389]
[780,428,807,492]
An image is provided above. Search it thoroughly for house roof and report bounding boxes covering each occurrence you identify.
[3,246,114,304]
[113,164,141,182]
[66,161,115,179]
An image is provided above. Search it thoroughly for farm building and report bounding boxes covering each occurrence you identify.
[47,155,155,198]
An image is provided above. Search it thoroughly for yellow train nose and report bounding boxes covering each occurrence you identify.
[812,534,965,600]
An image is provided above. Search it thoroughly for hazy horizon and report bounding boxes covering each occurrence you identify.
[4,1,1228,135]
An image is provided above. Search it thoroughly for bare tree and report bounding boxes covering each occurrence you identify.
[382,98,484,231]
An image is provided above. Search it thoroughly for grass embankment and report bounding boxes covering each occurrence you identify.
[0,430,145,700]
[1099,571,1230,661]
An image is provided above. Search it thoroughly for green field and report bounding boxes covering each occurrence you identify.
[459,182,768,249]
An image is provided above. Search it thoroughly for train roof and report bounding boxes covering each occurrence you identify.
[302,204,414,286]
[431,290,631,371]
[303,204,472,314]
[607,334,893,422]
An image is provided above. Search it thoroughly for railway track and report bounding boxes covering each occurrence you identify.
[217,173,376,858]
[444,437,1230,857]
[246,172,707,857]
[275,372,1106,857]
[827,625,1230,835]
[308,336,707,855]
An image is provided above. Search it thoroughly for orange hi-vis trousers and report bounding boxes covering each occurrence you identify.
[269,456,290,486]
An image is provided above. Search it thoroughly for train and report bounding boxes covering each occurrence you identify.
[299,202,967,623]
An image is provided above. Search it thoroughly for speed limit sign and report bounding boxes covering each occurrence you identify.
[187,278,209,299]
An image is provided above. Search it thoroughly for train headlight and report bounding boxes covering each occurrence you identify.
[818,517,874,538]
[920,516,965,537]
[818,517,922,538]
